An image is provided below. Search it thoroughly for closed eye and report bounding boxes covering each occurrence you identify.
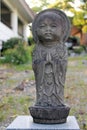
[39,24,46,28]
[51,24,57,27]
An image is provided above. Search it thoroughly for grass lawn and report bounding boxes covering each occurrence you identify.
[65,55,87,130]
[0,55,87,129]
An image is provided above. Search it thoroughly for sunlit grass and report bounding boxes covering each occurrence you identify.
[13,63,32,71]
[65,55,87,129]
[0,95,34,122]
[68,55,87,61]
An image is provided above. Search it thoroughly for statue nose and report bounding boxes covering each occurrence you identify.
[46,26,51,31]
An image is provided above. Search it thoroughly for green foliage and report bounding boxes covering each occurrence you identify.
[31,0,74,13]
[0,36,35,65]
[73,11,85,26]
[73,46,85,54]
[31,0,49,12]
[2,37,23,52]
[48,0,73,10]
[80,1,87,11]
[82,25,87,33]
[28,36,35,45]
[3,41,30,65]
[28,44,35,62]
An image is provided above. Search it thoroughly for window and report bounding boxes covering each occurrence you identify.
[1,0,12,28]
[18,18,23,36]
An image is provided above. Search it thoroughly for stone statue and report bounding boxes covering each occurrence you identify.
[29,9,71,124]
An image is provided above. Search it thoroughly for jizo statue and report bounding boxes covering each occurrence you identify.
[29,9,71,124]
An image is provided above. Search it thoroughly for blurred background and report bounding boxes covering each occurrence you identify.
[0,1,87,130]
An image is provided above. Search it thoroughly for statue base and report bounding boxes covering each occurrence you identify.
[29,105,70,124]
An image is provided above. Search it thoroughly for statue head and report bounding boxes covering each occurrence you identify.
[36,13,64,44]
[32,9,70,45]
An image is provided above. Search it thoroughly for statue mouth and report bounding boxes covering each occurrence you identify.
[44,33,53,39]
[45,32,52,35]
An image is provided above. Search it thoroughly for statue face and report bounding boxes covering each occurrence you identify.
[36,15,63,44]
[32,9,71,44]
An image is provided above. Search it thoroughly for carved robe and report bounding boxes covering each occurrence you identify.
[32,43,67,107]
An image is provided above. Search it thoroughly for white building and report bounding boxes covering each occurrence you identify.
[0,0,34,44]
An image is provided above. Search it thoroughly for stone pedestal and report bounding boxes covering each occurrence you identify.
[29,105,70,124]
[6,116,80,130]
